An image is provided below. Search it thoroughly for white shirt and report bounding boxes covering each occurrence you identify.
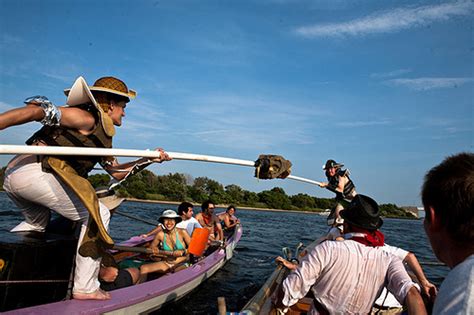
[433,254,474,315]
[374,244,410,308]
[176,217,202,237]
[281,240,416,314]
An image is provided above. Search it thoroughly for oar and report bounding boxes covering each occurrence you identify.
[112,245,177,258]
[114,210,158,226]
[0,145,323,186]
[419,261,446,266]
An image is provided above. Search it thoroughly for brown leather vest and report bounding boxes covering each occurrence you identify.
[26,107,112,178]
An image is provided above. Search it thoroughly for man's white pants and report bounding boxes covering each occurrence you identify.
[3,155,111,294]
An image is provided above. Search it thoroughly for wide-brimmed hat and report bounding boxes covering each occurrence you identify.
[158,209,182,224]
[323,159,344,170]
[63,76,136,137]
[340,195,383,230]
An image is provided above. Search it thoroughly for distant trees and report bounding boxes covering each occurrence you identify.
[0,166,415,217]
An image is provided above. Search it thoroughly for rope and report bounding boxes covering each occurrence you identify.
[114,210,158,226]
[0,279,71,284]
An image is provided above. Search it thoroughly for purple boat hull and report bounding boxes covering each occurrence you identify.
[5,225,243,315]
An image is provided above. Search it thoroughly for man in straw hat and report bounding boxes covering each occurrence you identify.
[421,152,474,314]
[274,195,426,314]
[1,76,171,300]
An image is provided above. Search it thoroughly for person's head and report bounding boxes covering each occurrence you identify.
[422,152,474,264]
[158,209,182,231]
[178,202,194,219]
[201,200,215,215]
[323,159,343,177]
[90,77,136,127]
[340,195,383,233]
[226,205,236,216]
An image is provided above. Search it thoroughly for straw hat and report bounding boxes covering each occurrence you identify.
[158,209,182,224]
[63,76,136,137]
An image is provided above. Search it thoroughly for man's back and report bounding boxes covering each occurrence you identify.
[282,240,415,314]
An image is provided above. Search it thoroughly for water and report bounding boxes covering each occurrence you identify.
[0,192,448,314]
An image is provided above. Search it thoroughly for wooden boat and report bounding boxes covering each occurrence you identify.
[1,221,243,314]
[240,240,315,315]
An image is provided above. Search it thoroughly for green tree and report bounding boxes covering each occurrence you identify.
[88,173,111,188]
[258,187,291,210]
[290,193,316,210]
[225,184,244,204]
[155,173,188,201]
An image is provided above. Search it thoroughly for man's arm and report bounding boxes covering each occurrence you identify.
[404,252,437,302]
[405,286,427,315]
[103,148,171,181]
[0,104,95,132]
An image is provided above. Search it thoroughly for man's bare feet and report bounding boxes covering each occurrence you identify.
[73,288,111,300]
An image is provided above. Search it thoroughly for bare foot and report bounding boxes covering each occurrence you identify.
[73,288,111,300]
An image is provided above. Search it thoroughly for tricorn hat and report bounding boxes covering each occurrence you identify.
[340,195,383,230]
[158,209,182,224]
[63,76,136,137]
[323,159,344,170]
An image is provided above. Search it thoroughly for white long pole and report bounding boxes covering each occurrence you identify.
[0,144,322,186]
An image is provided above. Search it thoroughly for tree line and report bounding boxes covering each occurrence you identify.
[0,166,415,218]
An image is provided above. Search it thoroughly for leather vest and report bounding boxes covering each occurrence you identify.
[26,105,112,178]
[327,169,355,199]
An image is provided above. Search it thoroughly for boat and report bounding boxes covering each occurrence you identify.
[240,240,315,315]
[1,213,243,314]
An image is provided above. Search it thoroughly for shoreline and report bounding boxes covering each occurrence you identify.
[124,197,325,215]
[124,197,420,219]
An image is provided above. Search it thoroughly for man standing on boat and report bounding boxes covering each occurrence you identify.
[421,152,474,314]
[0,76,171,300]
[274,195,426,314]
[318,159,357,226]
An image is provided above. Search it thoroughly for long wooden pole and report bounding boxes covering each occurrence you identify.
[0,144,322,186]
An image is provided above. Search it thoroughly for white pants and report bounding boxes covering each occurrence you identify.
[3,155,111,294]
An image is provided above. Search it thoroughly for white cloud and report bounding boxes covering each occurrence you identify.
[387,77,473,90]
[294,1,474,38]
[370,69,412,79]
[337,119,392,128]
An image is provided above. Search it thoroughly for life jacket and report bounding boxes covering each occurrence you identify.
[26,104,112,178]
[326,169,355,200]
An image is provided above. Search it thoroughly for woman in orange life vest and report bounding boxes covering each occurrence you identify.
[195,200,224,242]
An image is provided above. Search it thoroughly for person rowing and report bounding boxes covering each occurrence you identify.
[0,76,171,300]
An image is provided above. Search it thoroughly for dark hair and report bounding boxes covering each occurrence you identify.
[227,205,236,212]
[422,152,474,243]
[201,200,214,211]
[177,202,193,216]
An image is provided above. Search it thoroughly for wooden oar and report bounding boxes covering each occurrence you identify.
[0,145,323,186]
[112,245,177,258]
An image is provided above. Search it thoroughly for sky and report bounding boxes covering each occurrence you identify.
[0,0,472,206]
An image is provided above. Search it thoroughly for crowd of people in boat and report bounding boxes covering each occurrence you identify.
[272,153,473,315]
[98,200,240,292]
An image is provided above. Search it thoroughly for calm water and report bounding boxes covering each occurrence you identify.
[0,192,448,314]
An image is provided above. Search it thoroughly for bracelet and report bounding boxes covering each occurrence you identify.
[24,96,61,126]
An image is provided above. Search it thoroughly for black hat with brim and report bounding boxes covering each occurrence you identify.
[340,194,383,230]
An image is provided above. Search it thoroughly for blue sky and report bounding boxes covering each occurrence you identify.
[0,0,472,206]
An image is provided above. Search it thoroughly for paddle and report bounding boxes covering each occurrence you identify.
[0,145,323,186]
[112,245,180,258]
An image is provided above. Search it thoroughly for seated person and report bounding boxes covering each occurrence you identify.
[217,205,240,232]
[99,266,140,291]
[195,200,224,242]
[140,222,163,239]
[140,210,191,278]
[176,202,202,237]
